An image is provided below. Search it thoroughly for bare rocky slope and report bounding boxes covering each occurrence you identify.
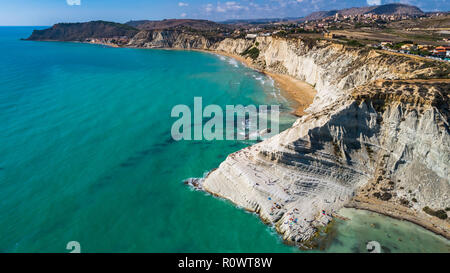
[125,19,232,31]
[26,21,139,41]
[196,37,449,246]
[304,3,425,21]
[27,25,450,246]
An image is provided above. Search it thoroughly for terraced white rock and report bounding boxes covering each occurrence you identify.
[200,37,450,244]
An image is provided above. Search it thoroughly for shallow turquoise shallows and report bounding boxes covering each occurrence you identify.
[0,27,448,253]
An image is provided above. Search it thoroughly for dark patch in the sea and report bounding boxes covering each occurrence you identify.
[332,238,343,246]
[165,137,176,145]
[231,142,241,147]
[128,155,142,162]
[381,246,391,253]
[351,245,361,253]
[89,177,113,194]
[120,162,135,168]
[159,169,172,175]
[139,149,152,155]
[118,141,171,169]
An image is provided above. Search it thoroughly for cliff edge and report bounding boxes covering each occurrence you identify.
[200,37,449,246]
[26,25,450,246]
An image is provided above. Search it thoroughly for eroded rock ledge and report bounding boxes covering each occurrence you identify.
[128,33,449,244]
[198,38,449,245]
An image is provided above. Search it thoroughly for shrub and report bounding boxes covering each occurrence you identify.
[241,46,260,60]
[400,199,410,206]
[435,210,448,220]
[347,40,364,47]
[423,207,448,220]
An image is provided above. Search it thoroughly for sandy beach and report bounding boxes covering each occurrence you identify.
[202,49,317,116]
[263,72,317,116]
[345,197,450,240]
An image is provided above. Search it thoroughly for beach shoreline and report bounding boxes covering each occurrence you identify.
[42,40,450,243]
[54,41,317,117]
[345,197,450,240]
[190,49,317,117]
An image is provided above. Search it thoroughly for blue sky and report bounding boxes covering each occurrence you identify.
[0,0,448,25]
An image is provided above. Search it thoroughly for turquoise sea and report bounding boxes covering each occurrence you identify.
[0,27,448,253]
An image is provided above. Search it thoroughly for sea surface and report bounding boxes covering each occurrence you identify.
[0,27,448,253]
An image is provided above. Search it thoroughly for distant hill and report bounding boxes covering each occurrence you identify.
[125,19,232,31]
[221,18,301,25]
[26,21,139,41]
[304,3,424,21]
[388,14,450,29]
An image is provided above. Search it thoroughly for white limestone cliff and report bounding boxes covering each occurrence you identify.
[200,37,450,244]
[128,31,449,244]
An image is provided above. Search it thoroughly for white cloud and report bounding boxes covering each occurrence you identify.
[180,13,187,17]
[66,0,81,6]
[178,2,189,7]
[216,1,249,13]
[367,0,382,5]
[205,3,214,13]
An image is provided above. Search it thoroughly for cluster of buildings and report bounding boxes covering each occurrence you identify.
[433,46,450,58]
[333,12,422,22]
[296,12,427,32]
[380,42,450,61]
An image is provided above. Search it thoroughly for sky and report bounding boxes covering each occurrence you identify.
[0,0,449,26]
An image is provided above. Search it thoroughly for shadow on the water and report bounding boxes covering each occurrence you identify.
[86,138,178,195]
[118,137,176,169]
[382,246,392,253]
[351,245,361,253]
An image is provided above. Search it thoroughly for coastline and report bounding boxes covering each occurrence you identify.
[32,40,318,116]
[194,49,317,117]
[33,40,450,243]
[345,197,450,240]
[263,72,316,116]
[192,48,450,243]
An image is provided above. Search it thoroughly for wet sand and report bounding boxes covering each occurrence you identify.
[263,72,317,116]
[346,196,450,240]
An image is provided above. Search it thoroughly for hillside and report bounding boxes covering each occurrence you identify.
[388,14,450,29]
[125,19,232,31]
[26,21,139,41]
[200,37,450,245]
[304,3,424,21]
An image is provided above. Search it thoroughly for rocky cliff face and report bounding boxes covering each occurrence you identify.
[199,37,450,244]
[27,26,450,244]
[26,21,139,41]
[127,30,218,49]
[201,78,449,244]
